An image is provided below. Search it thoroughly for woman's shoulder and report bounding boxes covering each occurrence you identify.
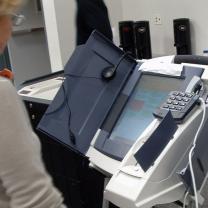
[0,76,14,90]
[0,77,22,110]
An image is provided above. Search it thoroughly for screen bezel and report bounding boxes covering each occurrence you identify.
[94,65,204,161]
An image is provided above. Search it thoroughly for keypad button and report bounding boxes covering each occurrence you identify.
[169,105,176,110]
[173,101,179,105]
[179,92,186,97]
[179,102,186,106]
[167,99,172,104]
[176,96,182,101]
[170,96,176,100]
[176,107,182,111]
[173,92,179,96]
[163,104,169,108]
[186,93,193,98]
[182,97,190,102]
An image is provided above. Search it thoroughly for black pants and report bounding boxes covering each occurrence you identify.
[76,0,113,45]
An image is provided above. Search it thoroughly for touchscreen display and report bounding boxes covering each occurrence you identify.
[109,74,182,144]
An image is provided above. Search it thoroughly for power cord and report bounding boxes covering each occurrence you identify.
[45,52,131,145]
[114,52,132,72]
[61,80,76,145]
[44,71,105,145]
[60,72,107,145]
[183,191,189,208]
[188,97,206,208]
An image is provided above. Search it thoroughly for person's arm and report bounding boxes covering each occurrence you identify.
[0,78,66,208]
[76,0,113,44]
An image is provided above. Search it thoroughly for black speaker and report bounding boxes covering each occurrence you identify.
[134,21,152,59]
[119,21,136,57]
[173,18,191,55]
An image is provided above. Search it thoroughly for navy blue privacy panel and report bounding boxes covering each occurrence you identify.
[134,111,178,172]
[37,31,137,155]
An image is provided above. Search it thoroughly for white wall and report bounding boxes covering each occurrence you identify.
[51,0,122,66]
[9,0,121,86]
[48,0,208,58]
[10,0,208,86]
[44,0,122,68]
[43,0,121,68]
[53,0,76,66]
[121,0,208,57]
[9,0,51,86]
[105,0,123,46]
[9,30,51,86]
[41,0,76,71]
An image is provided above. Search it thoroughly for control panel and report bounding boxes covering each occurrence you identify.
[153,91,200,122]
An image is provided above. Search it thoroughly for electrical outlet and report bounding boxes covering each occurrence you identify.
[154,15,162,25]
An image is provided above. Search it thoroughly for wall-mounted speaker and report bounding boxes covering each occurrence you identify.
[134,21,152,59]
[173,18,191,55]
[118,21,136,57]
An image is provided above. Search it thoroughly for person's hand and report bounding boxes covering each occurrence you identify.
[0,68,14,80]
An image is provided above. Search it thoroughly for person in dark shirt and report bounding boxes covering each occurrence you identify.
[76,0,113,45]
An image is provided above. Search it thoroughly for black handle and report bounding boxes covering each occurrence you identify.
[174,55,208,65]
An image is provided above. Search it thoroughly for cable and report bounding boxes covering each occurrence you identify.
[65,51,132,80]
[188,97,206,208]
[114,51,132,72]
[44,73,105,145]
[47,51,131,115]
[44,74,102,116]
[183,191,189,208]
[44,52,131,145]
[61,80,76,145]
[61,53,130,144]
[45,71,107,145]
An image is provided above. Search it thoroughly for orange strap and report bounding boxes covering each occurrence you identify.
[0,68,14,80]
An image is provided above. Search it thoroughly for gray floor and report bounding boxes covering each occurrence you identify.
[156,180,208,208]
